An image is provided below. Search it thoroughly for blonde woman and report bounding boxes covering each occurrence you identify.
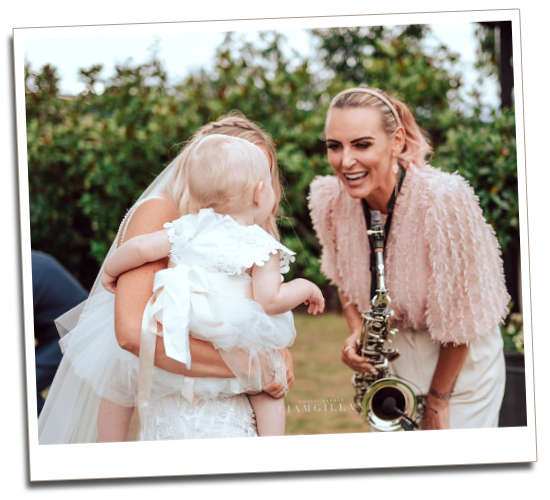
[38,112,296,443]
[309,88,509,430]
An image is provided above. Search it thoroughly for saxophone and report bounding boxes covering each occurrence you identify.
[352,210,425,431]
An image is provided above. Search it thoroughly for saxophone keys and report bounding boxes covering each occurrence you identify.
[373,358,389,369]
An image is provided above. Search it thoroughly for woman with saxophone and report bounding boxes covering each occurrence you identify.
[308,87,509,430]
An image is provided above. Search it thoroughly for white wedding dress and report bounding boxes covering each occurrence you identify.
[138,208,297,440]
[39,208,296,443]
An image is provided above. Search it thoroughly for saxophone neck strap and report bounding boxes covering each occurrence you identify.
[361,164,406,297]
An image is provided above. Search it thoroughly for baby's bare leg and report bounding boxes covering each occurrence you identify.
[248,392,286,436]
[97,398,134,442]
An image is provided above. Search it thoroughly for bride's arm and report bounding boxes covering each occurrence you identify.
[114,197,233,378]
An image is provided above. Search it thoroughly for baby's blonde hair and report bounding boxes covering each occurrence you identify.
[185,134,270,214]
[163,111,281,239]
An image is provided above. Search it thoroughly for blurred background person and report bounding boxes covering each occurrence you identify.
[32,250,87,415]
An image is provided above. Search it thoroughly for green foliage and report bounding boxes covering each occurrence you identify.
[474,22,499,76]
[312,25,464,146]
[25,26,518,309]
[26,61,191,286]
[501,310,524,354]
[436,108,518,252]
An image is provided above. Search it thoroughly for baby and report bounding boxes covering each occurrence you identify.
[101,134,324,438]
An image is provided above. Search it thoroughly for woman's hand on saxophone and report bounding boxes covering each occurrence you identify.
[339,293,378,374]
[341,331,378,375]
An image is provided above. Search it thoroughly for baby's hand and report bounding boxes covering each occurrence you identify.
[101,270,117,294]
[304,282,325,315]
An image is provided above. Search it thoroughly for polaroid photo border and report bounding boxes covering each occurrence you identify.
[13,8,536,481]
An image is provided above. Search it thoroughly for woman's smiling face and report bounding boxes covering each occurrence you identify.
[325,106,399,209]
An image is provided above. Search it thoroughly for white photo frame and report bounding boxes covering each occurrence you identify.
[13,8,536,482]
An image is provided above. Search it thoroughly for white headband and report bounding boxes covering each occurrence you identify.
[336,87,402,128]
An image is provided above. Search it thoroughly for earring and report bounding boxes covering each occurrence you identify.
[392,162,400,198]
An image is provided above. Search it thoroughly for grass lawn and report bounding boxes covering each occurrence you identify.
[285,312,369,435]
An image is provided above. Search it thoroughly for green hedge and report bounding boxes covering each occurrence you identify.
[25,28,519,317]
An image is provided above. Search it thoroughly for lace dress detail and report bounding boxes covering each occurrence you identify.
[139,394,257,441]
[138,208,297,440]
[163,208,295,275]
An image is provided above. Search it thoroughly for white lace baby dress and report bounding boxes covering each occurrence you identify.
[137,208,297,440]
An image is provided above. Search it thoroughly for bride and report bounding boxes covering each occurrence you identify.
[38,112,294,443]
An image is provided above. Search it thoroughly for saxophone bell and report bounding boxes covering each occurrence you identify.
[361,377,424,431]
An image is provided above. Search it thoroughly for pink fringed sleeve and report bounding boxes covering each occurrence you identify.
[308,176,340,286]
[424,172,510,344]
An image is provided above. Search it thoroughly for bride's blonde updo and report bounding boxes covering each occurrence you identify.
[328,87,433,169]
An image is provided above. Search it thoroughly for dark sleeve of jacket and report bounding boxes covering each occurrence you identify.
[32,250,88,391]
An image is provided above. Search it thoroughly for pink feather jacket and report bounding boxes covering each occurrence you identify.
[308,164,510,345]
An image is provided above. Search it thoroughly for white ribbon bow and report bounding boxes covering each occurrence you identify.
[137,264,216,426]
[153,264,214,367]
